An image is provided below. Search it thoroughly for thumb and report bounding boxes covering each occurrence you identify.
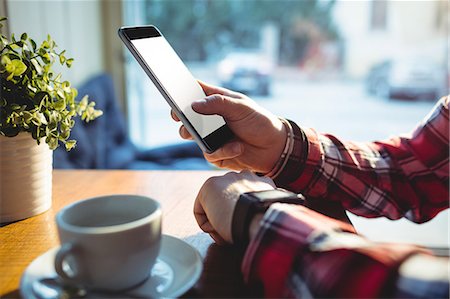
[192,95,250,121]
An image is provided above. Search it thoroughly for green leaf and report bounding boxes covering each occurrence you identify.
[6,52,20,60]
[93,109,103,119]
[27,83,37,93]
[11,60,27,76]
[54,73,62,82]
[31,114,41,126]
[41,52,51,64]
[10,112,21,124]
[61,81,71,92]
[6,71,14,81]
[5,62,15,74]
[38,48,46,56]
[71,88,78,99]
[76,95,89,114]
[56,89,65,99]
[45,83,54,92]
[0,25,102,151]
[47,119,57,130]
[65,140,76,151]
[41,40,50,49]
[66,110,76,118]
[36,112,48,125]
[1,55,11,65]
[22,111,33,123]
[54,99,66,111]
[65,58,74,68]
[11,104,22,110]
[24,49,32,60]
[60,121,69,131]
[60,129,70,139]
[30,38,37,52]
[0,36,9,46]
[47,136,58,150]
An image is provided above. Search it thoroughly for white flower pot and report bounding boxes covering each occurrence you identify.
[0,132,53,223]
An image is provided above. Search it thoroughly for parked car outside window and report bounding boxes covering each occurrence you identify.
[217,50,273,97]
[366,58,446,101]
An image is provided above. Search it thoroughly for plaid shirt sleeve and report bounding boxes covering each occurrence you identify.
[273,96,449,223]
[242,203,449,298]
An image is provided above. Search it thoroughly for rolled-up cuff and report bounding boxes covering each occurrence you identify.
[273,120,309,188]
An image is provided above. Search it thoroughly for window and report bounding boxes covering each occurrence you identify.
[122,0,448,247]
[123,0,446,149]
[370,0,387,31]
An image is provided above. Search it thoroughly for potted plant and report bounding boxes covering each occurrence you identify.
[0,17,102,222]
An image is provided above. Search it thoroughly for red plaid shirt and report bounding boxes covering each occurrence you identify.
[243,96,449,298]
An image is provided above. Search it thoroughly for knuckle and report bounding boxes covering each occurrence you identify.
[204,155,215,163]
[223,170,239,179]
[210,94,226,105]
[204,176,216,186]
[205,148,225,162]
[215,160,225,169]
[203,175,222,187]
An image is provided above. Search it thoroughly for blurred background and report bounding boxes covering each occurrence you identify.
[1,0,448,246]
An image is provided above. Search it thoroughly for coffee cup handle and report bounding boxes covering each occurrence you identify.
[54,243,83,282]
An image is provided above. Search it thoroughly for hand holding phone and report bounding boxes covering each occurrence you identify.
[175,81,288,174]
[118,25,233,153]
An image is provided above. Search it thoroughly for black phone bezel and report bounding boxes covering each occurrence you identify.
[118,25,234,153]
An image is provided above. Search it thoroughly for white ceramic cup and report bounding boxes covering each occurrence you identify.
[54,194,162,291]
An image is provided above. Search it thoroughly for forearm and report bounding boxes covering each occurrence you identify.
[243,203,449,298]
[272,97,449,222]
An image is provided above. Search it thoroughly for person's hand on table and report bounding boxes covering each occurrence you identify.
[171,81,287,174]
[194,170,275,245]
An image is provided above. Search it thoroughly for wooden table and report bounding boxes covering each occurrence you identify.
[0,170,257,298]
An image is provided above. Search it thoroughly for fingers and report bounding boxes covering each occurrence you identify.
[194,197,227,245]
[208,159,244,171]
[194,211,226,244]
[172,110,192,140]
[209,232,227,245]
[197,80,240,97]
[203,142,248,170]
[204,142,243,163]
[195,213,215,233]
[172,110,191,140]
[179,125,193,140]
[192,94,250,121]
[170,110,180,122]
[191,95,224,115]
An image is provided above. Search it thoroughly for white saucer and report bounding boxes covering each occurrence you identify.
[20,235,203,298]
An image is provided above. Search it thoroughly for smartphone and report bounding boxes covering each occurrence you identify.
[118,25,234,153]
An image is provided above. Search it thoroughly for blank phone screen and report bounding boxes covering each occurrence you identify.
[131,37,225,138]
